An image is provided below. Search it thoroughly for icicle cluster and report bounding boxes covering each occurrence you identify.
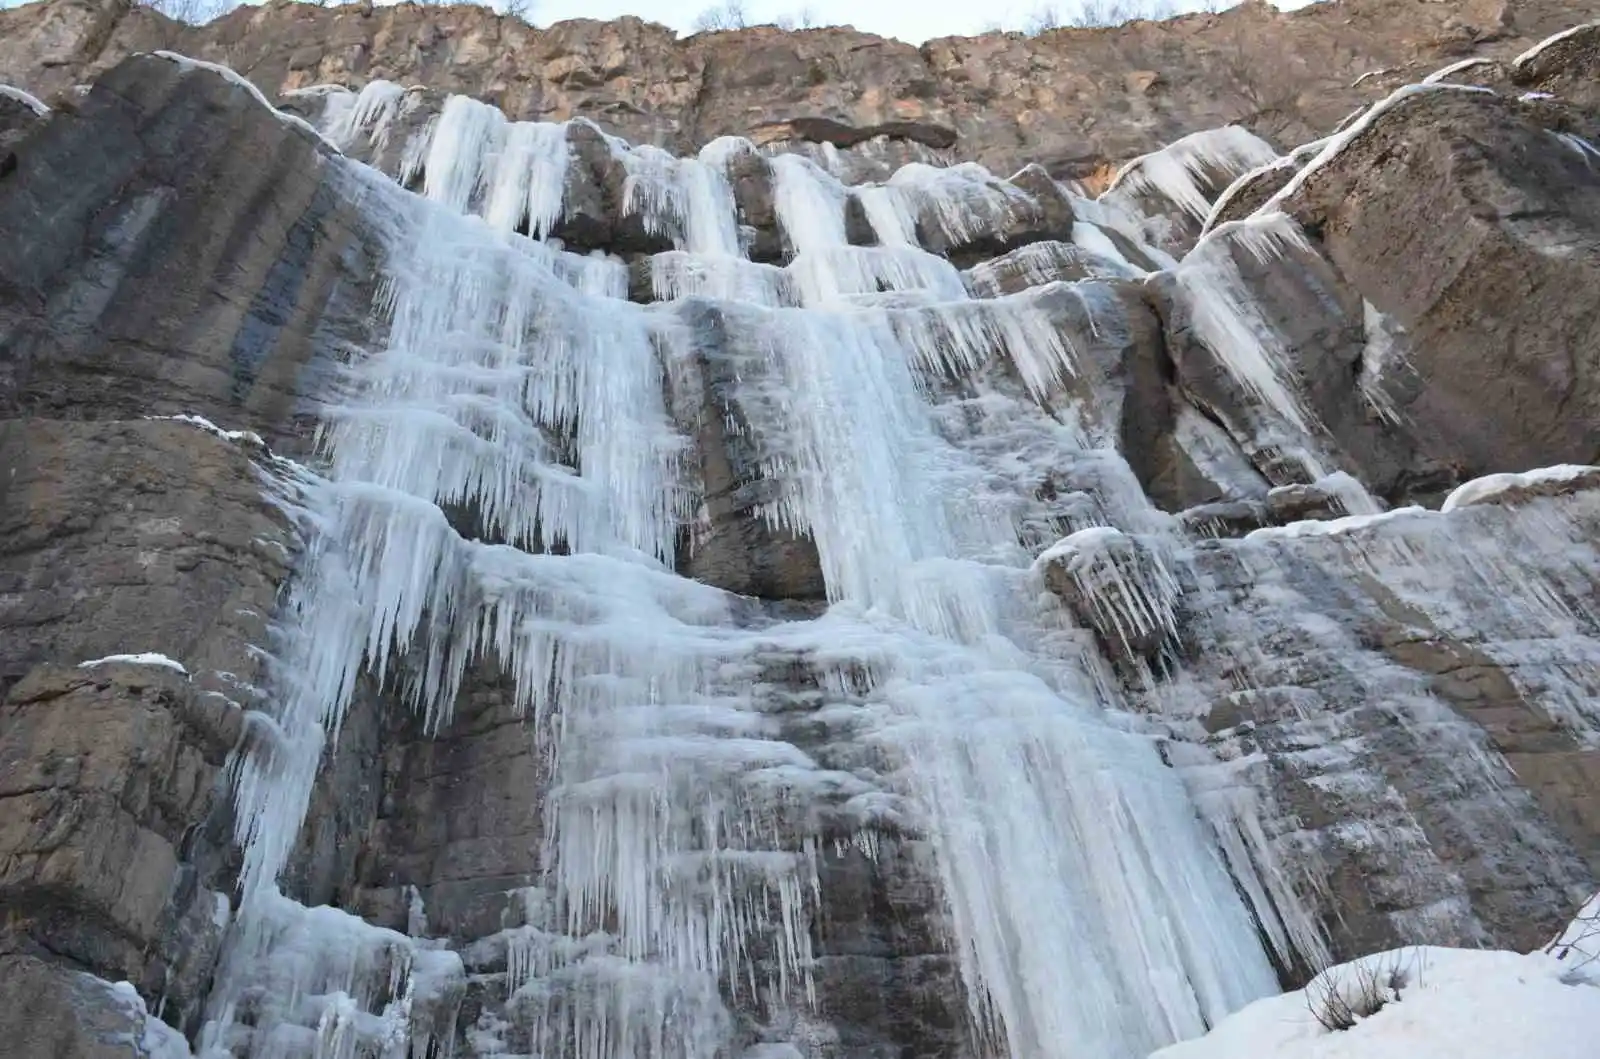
[194,73,1335,1059]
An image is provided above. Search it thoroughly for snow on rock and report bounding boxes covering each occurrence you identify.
[1035,527,1180,668]
[1245,507,1431,543]
[78,652,190,675]
[1253,83,1495,219]
[92,977,194,1058]
[150,50,343,153]
[1420,57,1496,85]
[146,412,268,449]
[1440,465,1600,513]
[1150,947,1600,1059]
[1512,21,1600,70]
[1200,136,1330,235]
[0,83,49,115]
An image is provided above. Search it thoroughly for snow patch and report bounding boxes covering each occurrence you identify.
[78,652,190,675]
[1441,464,1600,513]
[146,412,266,448]
[1150,946,1600,1059]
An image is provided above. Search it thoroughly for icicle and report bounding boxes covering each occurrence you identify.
[1171,213,1332,479]
[1102,126,1279,221]
[322,79,408,152]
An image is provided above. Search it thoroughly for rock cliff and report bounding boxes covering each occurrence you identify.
[1,4,1599,1059]
[0,0,1597,183]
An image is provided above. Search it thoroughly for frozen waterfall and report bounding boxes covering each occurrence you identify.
[196,88,1298,1059]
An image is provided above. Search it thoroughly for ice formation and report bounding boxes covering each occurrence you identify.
[1103,126,1280,221]
[142,46,1599,1059]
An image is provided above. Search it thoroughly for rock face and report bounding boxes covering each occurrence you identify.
[0,52,371,1043]
[0,10,1598,1059]
[0,0,1596,182]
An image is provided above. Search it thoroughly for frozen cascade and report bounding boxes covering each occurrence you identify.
[198,88,1311,1059]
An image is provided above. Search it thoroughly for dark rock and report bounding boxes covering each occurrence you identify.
[0,53,373,448]
[666,300,828,601]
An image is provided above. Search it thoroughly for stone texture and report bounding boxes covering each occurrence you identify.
[0,419,296,1034]
[0,957,184,1059]
[0,50,361,1044]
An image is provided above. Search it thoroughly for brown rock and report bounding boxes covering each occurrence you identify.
[2,0,1596,181]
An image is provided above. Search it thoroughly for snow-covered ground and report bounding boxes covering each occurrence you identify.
[1152,936,1600,1059]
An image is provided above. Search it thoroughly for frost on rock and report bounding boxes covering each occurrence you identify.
[1102,126,1280,227]
[0,82,49,116]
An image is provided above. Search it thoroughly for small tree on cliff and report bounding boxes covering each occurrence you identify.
[693,1,749,32]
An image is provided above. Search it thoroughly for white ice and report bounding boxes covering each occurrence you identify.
[182,59,1330,1059]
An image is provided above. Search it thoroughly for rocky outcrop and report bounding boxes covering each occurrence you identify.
[0,0,1597,180]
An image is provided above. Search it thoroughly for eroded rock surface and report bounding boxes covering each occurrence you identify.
[0,0,1596,179]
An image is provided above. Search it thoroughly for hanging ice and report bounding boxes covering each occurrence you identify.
[193,73,1301,1059]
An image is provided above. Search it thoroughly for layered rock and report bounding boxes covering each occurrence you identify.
[0,14,1597,1059]
[0,0,1596,181]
